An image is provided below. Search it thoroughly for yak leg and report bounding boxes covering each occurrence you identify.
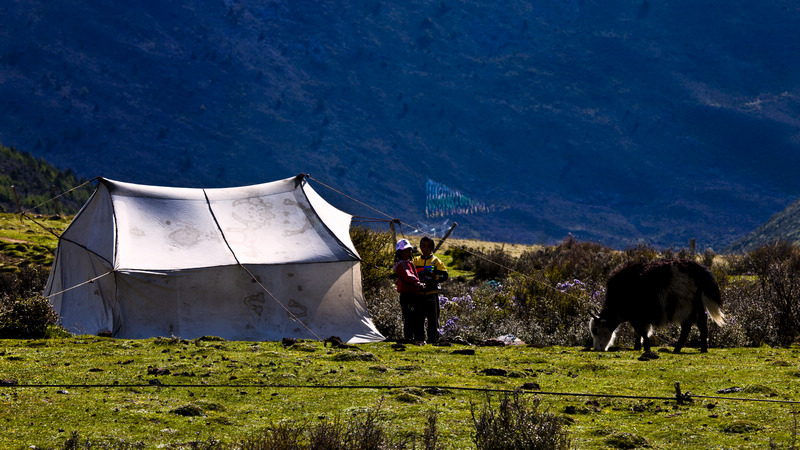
[633,332,642,351]
[697,315,709,353]
[674,322,693,353]
[632,325,650,352]
[640,334,652,352]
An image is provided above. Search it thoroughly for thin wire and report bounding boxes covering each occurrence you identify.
[15,178,99,239]
[35,176,582,341]
[35,180,323,342]
[352,216,393,223]
[306,176,395,221]
[18,212,63,240]
[3,382,798,405]
[24,177,98,213]
[306,176,562,297]
[43,270,115,299]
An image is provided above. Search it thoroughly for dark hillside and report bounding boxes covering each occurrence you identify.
[727,199,800,253]
[1,1,799,248]
[0,145,91,215]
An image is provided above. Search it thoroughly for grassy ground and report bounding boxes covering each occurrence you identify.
[1,337,798,448]
[442,238,538,258]
[0,213,67,273]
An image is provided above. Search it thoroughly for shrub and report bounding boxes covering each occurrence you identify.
[60,431,147,449]
[718,277,776,347]
[364,284,404,340]
[516,236,621,285]
[444,246,471,271]
[0,293,58,338]
[0,263,59,338]
[0,264,49,298]
[467,248,514,281]
[236,401,429,449]
[471,391,571,449]
[350,226,395,296]
[742,241,800,345]
[438,280,520,342]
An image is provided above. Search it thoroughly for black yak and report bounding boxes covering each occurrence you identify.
[589,259,725,353]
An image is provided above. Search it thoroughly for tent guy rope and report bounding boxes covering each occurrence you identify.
[43,270,114,299]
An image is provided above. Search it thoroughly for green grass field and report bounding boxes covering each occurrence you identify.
[0,213,67,273]
[1,337,798,448]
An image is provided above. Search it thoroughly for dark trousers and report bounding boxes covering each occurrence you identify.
[419,293,440,343]
[400,293,440,342]
[400,292,425,341]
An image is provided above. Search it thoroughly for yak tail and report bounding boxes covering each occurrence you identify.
[701,281,725,326]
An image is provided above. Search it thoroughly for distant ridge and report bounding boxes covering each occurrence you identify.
[2,1,800,249]
[0,144,91,215]
[727,199,800,253]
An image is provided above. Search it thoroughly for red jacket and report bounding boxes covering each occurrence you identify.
[394,259,425,293]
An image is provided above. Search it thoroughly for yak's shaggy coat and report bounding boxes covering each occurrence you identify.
[589,259,725,353]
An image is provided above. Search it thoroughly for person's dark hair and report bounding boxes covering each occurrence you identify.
[420,236,435,246]
[395,248,411,263]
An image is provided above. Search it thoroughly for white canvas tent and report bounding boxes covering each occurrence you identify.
[44,174,385,343]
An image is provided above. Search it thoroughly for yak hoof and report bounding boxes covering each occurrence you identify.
[638,351,659,361]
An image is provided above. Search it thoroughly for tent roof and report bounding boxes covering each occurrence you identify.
[65,174,360,271]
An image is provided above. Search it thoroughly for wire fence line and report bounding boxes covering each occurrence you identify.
[1,381,798,406]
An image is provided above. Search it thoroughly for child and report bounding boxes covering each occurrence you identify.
[393,239,426,341]
[412,236,449,343]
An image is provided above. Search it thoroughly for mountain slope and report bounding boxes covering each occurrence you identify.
[1,0,799,248]
[727,199,800,253]
[0,145,91,215]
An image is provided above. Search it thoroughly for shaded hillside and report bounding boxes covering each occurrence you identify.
[727,199,800,253]
[0,145,92,215]
[1,1,799,248]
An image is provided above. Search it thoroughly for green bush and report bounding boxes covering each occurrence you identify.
[0,264,58,338]
[471,391,571,449]
[0,293,58,338]
[350,226,395,296]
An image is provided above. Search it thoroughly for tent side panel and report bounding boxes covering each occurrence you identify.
[346,262,384,343]
[46,240,116,335]
[302,182,360,259]
[306,261,384,343]
[113,270,182,338]
[58,182,116,264]
[111,262,384,342]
